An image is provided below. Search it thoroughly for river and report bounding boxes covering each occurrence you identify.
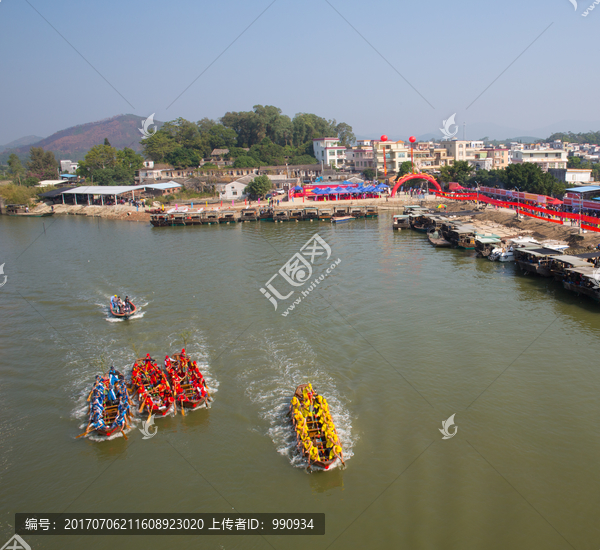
[0,213,599,550]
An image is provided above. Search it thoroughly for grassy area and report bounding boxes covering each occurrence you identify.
[0,184,41,205]
[151,189,216,204]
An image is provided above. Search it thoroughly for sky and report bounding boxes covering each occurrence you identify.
[0,0,599,145]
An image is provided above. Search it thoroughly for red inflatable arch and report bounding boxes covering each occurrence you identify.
[391,173,442,196]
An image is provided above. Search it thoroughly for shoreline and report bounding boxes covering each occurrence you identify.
[14,197,600,250]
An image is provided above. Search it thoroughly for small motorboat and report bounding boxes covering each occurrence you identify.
[110,298,137,318]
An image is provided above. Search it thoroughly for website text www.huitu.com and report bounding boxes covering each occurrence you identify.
[281,258,341,317]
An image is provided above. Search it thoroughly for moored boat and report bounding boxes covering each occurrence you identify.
[332,216,354,224]
[259,208,274,221]
[563,266,600,301]
[289,209,304,221]
[303,207,319,221]
[165,350,211,413]
[274,210,290,222]
[289,384,344,470]
[240,208,259,222]
[78,367,133,439]
[427,229,451,247]
[475,236,502,257]
[392,214,411,230]
[364,206,378,219]
[202,212,219,225]
[514,247,564,277]
[349,206,366,218]
[318,208,333,221]
[131,355,174,418]
[218,211,238,224]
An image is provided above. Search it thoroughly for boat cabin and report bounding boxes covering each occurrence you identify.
[240,208,258,221]
[475,236,502,257]
[318,208,333,220]
[274,210,290,221]
[218,211,237,223]
[203,212,219,224]
[514,247,565,277]
[289,209,304,221]
[392,214,411,230]
[304,207,319,220]
[563,266,600,301]
[549,255,593,281]
[350,207,366,218]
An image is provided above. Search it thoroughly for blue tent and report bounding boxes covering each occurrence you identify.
[293,185,303,191]
[333,186,346,193]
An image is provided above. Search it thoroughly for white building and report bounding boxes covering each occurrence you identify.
[60,160,78,174]
[512,148,567,171]
[219,176,251,200]
[548,168,593,183]
[312,137,346,168]
[440,140,484,162]
[470,158,493,171]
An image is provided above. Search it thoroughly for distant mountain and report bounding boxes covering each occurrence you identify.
[0,114,163,163]
[0,135,45,152]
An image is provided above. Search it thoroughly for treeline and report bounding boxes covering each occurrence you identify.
[544,131,600,145]
[141,105,355,169]
[7,148,59,186]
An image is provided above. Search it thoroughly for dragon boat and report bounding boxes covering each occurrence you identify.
[289,383,344,470]
[164,349,211,414]
[78,367,133,439]
[131,355,174,418]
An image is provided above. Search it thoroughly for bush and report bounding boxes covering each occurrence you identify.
[0,184,41,205]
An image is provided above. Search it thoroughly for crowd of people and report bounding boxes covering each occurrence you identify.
[132,355,174,417]
[165,348,210,411]
[110,295,134,315]
[290,384,343,467]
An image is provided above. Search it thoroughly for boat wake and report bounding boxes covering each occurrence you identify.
[238,330,355,470]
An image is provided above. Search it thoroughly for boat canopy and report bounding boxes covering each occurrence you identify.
[475,237,502,244]
[393,214,410,219]
[551,255,591,267]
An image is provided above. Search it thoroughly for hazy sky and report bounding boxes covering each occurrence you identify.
[1,0,598,144]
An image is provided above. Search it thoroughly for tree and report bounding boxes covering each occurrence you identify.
[502,163,565,196]
[245,175,272,198]
[395,161,413,180]
[335,122,356,147]
[141,131,179,162]
[23,176,40,187]
[165,147,201,169]
[7,153,25,184]
[439,160,474,186]
[104,138,111,146]
[362,168,376,181]
[26,147,58,180]
[77,145,143,185]
[567,156,591,169]
[233,156,260,168]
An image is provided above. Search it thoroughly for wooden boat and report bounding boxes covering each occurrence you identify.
[274,210,290,222]
[332,216,354,224]
[303,207,319,220]
[289,384,344,470]
[349,207,366,218]
[365,206,378,219]
[392,214,411,230]
[259,208,274,221]
[318,208,333,221]
[165,351,211,412]
[289,209,304,221]
[150,214,169,227]
[475,236,502,257]
[514,247,564,277]
[218,211,238,224]
[333,206,349,217]
[240,208,259,222]
[410,214,435,233]
[110,299,137,318]
[79,368,132,439]
[563,266,600,301]
[202,212,219,225]
[427,229,451,247]
[549,255,593,281]
[445,225,477,249]
[131,356,174,417]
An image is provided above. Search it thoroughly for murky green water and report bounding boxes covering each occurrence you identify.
[1,213,599,550]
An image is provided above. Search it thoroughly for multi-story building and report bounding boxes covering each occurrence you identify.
[60,160,79,174]
[312,137,346,168]
[440,140,484,162]
[372,140,411,175]
[345,144,374,171]
[512,147,567,171]
[472,147,510,169]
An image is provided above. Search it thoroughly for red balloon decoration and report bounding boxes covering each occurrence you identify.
[380,135,388,142]
[409,136,416,143]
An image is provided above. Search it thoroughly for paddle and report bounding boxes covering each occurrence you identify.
[75,425,91,439]
[121,428,128,440]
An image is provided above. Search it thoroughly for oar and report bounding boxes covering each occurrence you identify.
[180,399,186,416]
[75,425,92,439]
[120,428,128,440]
